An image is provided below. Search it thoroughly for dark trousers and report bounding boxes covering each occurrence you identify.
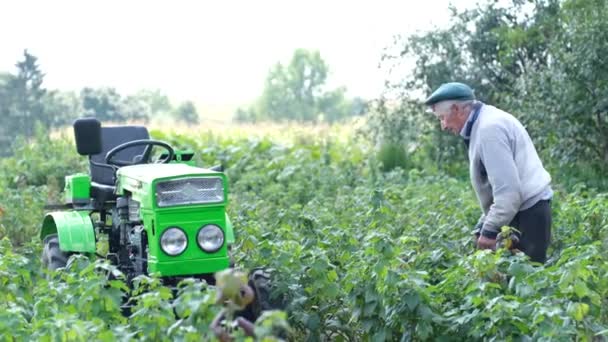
[509,199,552,263]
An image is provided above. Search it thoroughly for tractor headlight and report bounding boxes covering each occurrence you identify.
[197,224,224,253]
[160,227,188,256]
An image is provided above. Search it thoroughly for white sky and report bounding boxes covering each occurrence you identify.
[0,0,478,112]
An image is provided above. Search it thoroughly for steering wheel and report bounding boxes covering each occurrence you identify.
[105,139,175,167]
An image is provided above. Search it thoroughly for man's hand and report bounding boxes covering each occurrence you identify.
[477,235,497,250]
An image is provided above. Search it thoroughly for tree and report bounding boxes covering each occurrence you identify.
[42,90,82,127]
[122,95,151,123]
[7,51,47,135]
[0,51,91,156]
[373,0,561,173]
[174,101,199,124]
[257,49,329,122]
[512,0,608,172]
[241,49,361,123]
[0,51,50,155]
[133,89,172,117]
[233,107,257,123]
[81,87,123,122]
[0,73,13,154]
[80,87,151,123]
[387,0,559,106]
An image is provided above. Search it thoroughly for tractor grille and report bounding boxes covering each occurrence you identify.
[156,177,224,207]
[129,199,141,222]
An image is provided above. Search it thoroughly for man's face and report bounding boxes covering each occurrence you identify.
[432,102,468,135]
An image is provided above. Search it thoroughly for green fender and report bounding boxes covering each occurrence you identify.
[225,213,235,245]
[41,211,96,253]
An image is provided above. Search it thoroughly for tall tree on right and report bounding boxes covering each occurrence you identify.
[370,0,593,174]
[518,0,608,172]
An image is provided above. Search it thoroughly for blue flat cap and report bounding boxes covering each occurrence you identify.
[424,82,475,106]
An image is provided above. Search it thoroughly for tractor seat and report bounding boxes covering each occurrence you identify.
[89,126,150,201]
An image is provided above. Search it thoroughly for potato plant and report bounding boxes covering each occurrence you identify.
[0,127,607,341]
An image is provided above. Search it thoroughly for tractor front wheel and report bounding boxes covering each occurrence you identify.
[41,234,70,271]
[238,268,283,322]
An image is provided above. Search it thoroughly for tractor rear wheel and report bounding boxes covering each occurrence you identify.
[41,234,70,271]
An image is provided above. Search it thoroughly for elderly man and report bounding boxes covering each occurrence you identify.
[425,82,553,263]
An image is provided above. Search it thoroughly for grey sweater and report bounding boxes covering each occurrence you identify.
[465,104,553,235]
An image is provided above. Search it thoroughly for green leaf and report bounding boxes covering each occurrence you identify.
[364,301,378,316]
[573,280,589,299]
[327,269,338,282]
[404,293,419,311]
[306,313,321,331]
[568,302,589,322]
[372,329,387,342]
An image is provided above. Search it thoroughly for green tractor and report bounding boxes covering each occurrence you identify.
[40,118,272,319]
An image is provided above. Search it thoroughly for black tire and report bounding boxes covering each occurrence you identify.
[41,234,70,271]
[238,268,283,322]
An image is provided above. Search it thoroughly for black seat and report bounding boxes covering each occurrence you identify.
[89,126,149,202]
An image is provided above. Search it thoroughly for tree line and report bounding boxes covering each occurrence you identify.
[0,51,199,156]
[0,49,367,156]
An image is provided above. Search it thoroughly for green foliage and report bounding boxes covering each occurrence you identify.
[0,51,199,159]
[161,127,606,340]
[0,237,289,341]
[0,185,49,247]
[7,50,47,136]
[173,100,200,124]
[81,87,150,123]
[1,126,86,189]
[43,90,83,127]
[0,52,87,156]
[237,49,366,124]
[509,0,608,172]
[2,0,608,337]
[386,0,559,105]
[0,50,50,156]
[1,126,607,339]
[133,89,172,117]
[0,126,86,246]
[261,49,329,122]
[362,98,467,175]
[376,0,608,182]
[377,141,409,172]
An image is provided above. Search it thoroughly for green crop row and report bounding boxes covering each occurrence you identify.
[0,127,606,341]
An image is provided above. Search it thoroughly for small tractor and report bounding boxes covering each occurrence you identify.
[39,118,272,319]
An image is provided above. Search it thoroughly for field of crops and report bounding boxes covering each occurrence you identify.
[1,125,607,341]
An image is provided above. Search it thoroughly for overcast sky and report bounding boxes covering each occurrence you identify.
[0,0,478,109]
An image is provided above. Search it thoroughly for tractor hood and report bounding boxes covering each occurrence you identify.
[115,163,228,209]
[116,163,222,183]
